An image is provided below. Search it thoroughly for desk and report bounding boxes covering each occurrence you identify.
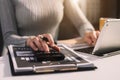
[1,38,120,80]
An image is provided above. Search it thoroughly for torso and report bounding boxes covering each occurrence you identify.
[12,0,64,37]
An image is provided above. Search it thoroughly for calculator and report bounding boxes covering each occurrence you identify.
[8,44,96,75]
[13,46,65,62]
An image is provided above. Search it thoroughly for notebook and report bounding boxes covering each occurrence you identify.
[7,44,96,76]
[74,19,120,56]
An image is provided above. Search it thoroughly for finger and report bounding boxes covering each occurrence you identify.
[91,31,100,46]
[33,37,43,51]
[90,31,97,43]
[96,31,100,38]
[39,38,50,52]
[84,33,92,45]
[86,37,93,45]
[42,41,50,52]
[52,45,60,51]
[92,31,100,46]
[28,39,38,51]
[43,34,54,46]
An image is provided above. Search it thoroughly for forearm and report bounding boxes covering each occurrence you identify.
[78,23,95,37]
[3,32,29,46]
[64,0,95,36]
[0,0,28,46]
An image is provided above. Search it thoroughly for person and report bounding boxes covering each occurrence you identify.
[0,0,99,52]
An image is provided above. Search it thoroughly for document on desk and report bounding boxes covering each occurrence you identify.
[7,44,97,76]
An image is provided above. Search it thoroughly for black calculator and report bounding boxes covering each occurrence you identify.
[13,46,65,62]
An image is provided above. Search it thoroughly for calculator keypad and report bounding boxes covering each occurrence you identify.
[13,47,65,62]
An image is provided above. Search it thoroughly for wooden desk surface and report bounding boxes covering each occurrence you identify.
[58,37,85,45]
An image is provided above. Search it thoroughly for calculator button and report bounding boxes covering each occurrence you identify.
[25,57,30,61]
[21,57,25,60]
[30,57,34,61]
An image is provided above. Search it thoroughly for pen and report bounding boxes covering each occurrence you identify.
[41,36,59,51]
[41,36,57,44]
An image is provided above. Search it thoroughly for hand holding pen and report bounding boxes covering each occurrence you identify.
[26,33,60,52]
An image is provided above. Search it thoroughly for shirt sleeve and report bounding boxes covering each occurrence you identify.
[0,0,29,46]
[64,0,95,37]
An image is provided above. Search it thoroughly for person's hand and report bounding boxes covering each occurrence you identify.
[83,31,100,46]
[26,33,60,52]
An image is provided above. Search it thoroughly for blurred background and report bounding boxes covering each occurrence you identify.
[59,0,120,39]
